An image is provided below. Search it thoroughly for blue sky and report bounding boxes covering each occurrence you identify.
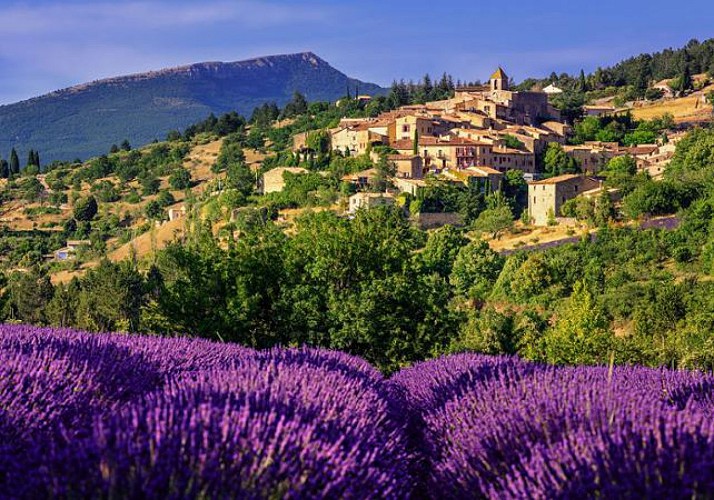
[1,0,713,105]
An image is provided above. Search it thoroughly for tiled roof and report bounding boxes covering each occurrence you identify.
[490,67,508,80]
[528,174,581,185]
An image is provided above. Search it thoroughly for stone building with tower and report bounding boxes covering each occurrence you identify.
[453,67,561,125]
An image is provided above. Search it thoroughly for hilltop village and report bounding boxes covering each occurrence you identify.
[262,67,685,227]
[1,44,714,392]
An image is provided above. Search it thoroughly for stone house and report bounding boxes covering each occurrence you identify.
[341,168,379,190]
[563,144,620,174]
[331,125,387,156]
[388,154,425,179]
[261,167,309,194]
[652,79,675,99]
[528,174,602,226]
[348,192,396,214]
[168,206,186,221]
[583,105,615,117]
[441,166,503,194]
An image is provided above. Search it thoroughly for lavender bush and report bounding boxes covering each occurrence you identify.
[393,356,714,499]
[0,326,411,498]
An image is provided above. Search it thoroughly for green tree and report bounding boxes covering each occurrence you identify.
[502,134,525,150]
[46,279,81,327]
[21,178,44,202]
[4,269,54,324]
[472,193,513,239]
[453,307,519,355]
[543,143,580,177]
[594,190,615,226]
[418,225,468,278]
[169,167,192,190]
[9,148,20,176]
[282,91,309,118]
[539,281,615,365]
[139,172,160,196]
[73,196,98,221]
[75,260,145,332]
[156,190,175,207]
[145,199,164,220]
[550,90,585,123]
[450,240,505,303]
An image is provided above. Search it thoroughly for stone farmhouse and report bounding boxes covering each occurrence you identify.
[348,192,396,214]
[528,175,602,226]
[261,167,309,194]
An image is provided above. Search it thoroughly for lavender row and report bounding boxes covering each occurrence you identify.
[393,354,714,498]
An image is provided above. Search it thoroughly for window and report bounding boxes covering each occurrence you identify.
[402,125,410,133]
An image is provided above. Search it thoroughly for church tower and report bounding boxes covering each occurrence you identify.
[490,67,509,91]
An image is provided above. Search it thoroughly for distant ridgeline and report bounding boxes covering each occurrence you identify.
[0,52,385,163]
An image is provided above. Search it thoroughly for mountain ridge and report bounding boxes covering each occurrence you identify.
[0,52,385,162]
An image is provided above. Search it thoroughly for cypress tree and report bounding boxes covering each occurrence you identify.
[35,150,40,170]
[0,159,8,179]
[27,149,35,167]
[9,148,20,175]
[681,64,693,92]
[579,69,588,92]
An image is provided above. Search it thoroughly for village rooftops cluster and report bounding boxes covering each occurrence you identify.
[282,67,679,225]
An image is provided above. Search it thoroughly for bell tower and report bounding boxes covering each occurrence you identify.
[490,67,509,91]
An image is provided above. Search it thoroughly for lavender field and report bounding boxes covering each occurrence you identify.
[2,325,714,499]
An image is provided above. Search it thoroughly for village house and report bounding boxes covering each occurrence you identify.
[628,143,675,179]
[453,68,562,125]
[388,154,425,179]
[392,136,536,174]
[563,143,620,174]
[542,83,564,95]
[392,177,428,197]
[540,120,572,137]
[583,105,616,117]
[386,113,451,143]
[348,192,396,214]
[500,125,566,152]
[341,168,379,190]
[55,240,91,261]
[261,167,309,194]
[528,174,602,226]
[491,146,536,173]
[331,124,387,156]
[167,205,186,221]
[652,79,675,99]
[292,131,309,152]
[441,166,503,194]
